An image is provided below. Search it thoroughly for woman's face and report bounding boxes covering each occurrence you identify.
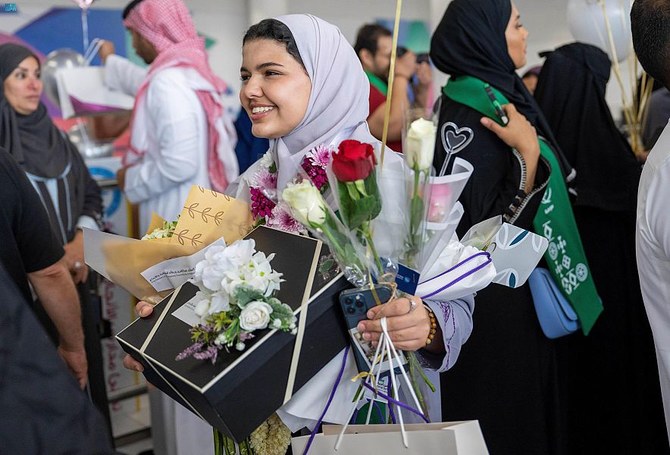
[239,39,312,139]
[3,56,42,115]
[505,3,529,69]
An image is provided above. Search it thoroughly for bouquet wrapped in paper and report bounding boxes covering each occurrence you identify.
[84,185,255,301]
[370,113,493,302]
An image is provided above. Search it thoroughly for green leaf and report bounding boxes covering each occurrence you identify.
[234,286,265,308]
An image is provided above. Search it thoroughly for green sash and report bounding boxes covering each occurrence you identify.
[443,76,602,335]
[366,71,388,97]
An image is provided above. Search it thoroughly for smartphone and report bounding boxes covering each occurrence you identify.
[339,284,393,372]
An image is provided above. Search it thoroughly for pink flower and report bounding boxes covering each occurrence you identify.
[252,168,277,189]
[302,147,331,192]
[310,144,333,167]
[267,202,306,235]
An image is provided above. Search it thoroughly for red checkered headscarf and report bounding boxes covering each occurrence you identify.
[123,0,231,192]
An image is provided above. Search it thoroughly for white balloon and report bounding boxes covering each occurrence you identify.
[567,0,632,62]
[41,49,86,109]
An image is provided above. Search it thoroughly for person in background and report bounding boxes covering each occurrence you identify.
[534,41,667,454]
[0,43,102,291]
[0,149,113,450]
[0,261,113,454]
[99,1,240,452]
[0,147,88,389]
[521,64,541,94]
[430,1,601,453]
[353,23,432,152]
[99,0,238,236]
[0,42,112,433]
[233,107,269,174]
[642,78,670,150]
[632,0,670,443]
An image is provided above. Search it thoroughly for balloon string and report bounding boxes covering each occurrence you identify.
[380,0,403,170]
[81,9,90,52]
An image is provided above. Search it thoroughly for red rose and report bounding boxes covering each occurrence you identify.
[331,140,377,182]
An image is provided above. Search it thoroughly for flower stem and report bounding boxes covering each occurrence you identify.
[362,223,384,276]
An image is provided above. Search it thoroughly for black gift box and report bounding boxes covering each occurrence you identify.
[116,226,351,442]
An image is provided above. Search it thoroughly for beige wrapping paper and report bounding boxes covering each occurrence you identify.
[85,185,254,301]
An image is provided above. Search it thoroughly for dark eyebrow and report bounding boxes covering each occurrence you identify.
[240,62,285,73]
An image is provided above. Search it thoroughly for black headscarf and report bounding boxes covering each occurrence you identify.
[430,0,575,181]
[0,43,77,178]
[534,42,641,211]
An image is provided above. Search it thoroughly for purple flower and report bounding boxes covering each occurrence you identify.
[239,332,256,342]
[193,345,220,364]
[175,342,205,361]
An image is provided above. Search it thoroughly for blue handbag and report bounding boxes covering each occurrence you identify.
[528,268,579,338]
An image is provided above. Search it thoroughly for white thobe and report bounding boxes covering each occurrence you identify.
[636,119,670,442]
[105,55,237,235]
[105,55,218,455]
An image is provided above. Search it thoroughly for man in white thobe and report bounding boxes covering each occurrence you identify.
[100,0,237,236]
[99,0,238,453]
[632,0,670,441]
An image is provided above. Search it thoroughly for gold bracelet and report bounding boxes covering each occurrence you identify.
[424,304,437,346]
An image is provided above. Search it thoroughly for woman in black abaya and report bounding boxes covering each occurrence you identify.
[430,1,575,453]
[534,42,668,454]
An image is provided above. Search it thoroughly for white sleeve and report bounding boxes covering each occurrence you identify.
[419,294,475,373]
[647,159,670,259]
[123,72,202,203]
[104,54,147,96]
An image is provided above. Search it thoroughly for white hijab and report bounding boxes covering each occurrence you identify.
[231,14,398,197]
[272,14,378,189]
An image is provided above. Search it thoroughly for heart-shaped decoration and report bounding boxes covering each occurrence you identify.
[441,122,473,155]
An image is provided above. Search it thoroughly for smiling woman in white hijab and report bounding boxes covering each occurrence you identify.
[236,14,474,362]
[126,14,477,446]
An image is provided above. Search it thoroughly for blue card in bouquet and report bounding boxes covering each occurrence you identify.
[395,263,421,295]
[486,223,548,288]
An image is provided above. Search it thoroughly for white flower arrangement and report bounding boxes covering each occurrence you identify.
[176,239,296,363]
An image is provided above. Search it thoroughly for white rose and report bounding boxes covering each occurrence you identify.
[282,181,327,227]
[239,301,273,331]
[405,118,436,171]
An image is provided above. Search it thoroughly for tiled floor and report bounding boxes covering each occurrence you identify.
[111,393,154,455]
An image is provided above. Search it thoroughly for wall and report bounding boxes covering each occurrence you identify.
[1,0,633,118]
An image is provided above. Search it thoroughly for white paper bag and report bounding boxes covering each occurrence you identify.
[56,66,134,118]
[292,421,488,454]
